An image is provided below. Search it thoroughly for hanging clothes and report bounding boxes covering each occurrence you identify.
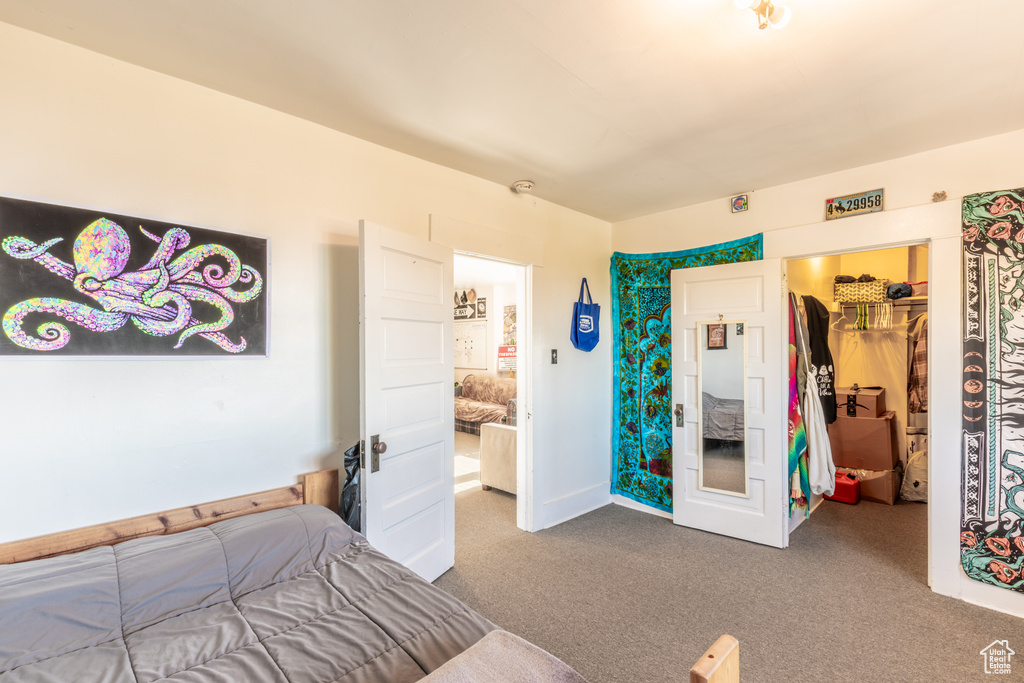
[787,297,810,516]
[791,293,836,497]
[793,296,811,407]
[908,314,928,413]
[802,295,838,423]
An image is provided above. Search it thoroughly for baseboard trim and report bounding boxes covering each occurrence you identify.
[611,494,672,519]
[540,482,610,529]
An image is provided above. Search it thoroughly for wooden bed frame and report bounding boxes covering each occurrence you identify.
[690,634,740,683]
[0,469,339,565]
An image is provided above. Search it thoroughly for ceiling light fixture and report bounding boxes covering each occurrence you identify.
[735,0,791,30]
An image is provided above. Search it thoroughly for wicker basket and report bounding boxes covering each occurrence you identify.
[833,280,889,303]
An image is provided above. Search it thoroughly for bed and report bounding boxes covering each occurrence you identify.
[701,391,745,442]
[0,470,586,682]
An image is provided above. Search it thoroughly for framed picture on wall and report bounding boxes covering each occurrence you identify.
[707,323,727,350]
[0,195,268,356]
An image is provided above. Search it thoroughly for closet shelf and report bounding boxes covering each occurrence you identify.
[830,296,927,312]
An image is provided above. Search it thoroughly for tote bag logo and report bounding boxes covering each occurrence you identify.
[578,315,593,333]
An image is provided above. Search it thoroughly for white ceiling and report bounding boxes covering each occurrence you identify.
[2,1,1023,222]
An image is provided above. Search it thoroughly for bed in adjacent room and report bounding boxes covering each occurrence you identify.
[701,391,745,441]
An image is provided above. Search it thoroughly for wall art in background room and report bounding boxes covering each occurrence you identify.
[610,235,762,512]
[454,290,486,320]
[0,196,267,356]
[960,189,1024,593]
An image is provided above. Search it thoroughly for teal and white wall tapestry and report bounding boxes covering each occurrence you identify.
[610,235,763,511]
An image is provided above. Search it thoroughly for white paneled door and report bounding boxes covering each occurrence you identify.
[670,259,788,548]
[359,220,455,582]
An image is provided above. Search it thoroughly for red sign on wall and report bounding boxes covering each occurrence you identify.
[498,345,517,371]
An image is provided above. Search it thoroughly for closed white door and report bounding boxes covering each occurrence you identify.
[671,259,787,548]
[360,220,455,582]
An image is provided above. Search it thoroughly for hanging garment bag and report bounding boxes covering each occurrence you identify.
[570,278,600,351]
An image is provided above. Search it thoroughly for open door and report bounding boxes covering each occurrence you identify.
[359,220,455,582]
[670,259,787,548]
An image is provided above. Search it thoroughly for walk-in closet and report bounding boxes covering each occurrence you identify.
[789,244,929,509]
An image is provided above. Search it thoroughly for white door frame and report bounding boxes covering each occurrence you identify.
[777,236,939,564]
[430,215,542,532]
[453,253,534,531]
[766,200,1024,617]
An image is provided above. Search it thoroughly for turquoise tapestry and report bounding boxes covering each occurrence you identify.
[610,235,763,511]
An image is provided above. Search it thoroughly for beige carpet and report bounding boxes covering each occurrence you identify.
[436,490,1022,683]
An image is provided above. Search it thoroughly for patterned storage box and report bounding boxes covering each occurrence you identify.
[833,280,889,303]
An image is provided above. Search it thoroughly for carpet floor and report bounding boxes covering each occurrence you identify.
[434,490,1022,683]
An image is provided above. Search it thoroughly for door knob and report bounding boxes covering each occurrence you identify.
[370,434,386,473]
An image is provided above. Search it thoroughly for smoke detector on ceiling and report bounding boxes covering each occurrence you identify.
[511,180,535,194]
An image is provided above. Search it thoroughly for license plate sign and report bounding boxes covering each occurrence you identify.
[825,188,884,221]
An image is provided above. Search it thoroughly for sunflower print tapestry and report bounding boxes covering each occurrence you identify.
[961,189,1024,593]
[610,235,763,512]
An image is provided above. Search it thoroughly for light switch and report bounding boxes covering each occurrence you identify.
[551,349,558,364]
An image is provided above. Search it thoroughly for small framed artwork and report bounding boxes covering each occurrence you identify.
[735,323,744,336]
[730,194,749,213]
[707,323,727,350]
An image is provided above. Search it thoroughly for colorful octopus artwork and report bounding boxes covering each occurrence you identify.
[2,218,263,353]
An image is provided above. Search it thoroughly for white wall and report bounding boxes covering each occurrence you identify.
[612,132,1024,617]
[453,282,495,381]
[613,130,1024,254]
[451,279,518,382]
[700,326,745,401]
[0,22,612,543]
[491,282,517,377]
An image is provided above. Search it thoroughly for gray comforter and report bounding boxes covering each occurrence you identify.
[0,505,496,682]
[702,391,745,441]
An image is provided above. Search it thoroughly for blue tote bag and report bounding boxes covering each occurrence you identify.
[570,278,600,351]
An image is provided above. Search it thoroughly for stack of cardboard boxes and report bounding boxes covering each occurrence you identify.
[827,386,902,504]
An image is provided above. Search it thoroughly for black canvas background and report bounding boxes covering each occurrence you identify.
[0,196,267,355]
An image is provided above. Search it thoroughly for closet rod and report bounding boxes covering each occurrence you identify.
[836,295,927,310]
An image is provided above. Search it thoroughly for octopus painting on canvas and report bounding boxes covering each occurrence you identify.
[0,197,267,356]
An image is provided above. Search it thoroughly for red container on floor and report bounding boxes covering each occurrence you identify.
[824,471,860,504]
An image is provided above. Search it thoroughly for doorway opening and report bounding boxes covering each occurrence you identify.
[452,253,528,540]
[787,243,930,548]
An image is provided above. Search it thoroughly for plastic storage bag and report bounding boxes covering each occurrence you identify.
[341,442,362,531]
[900,449,928,502]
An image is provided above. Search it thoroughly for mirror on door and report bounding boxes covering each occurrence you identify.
[698,321,748,497]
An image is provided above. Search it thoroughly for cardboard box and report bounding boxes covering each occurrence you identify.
[837,467,902,505]
[835,386,886,418]
[828,410,898,470]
